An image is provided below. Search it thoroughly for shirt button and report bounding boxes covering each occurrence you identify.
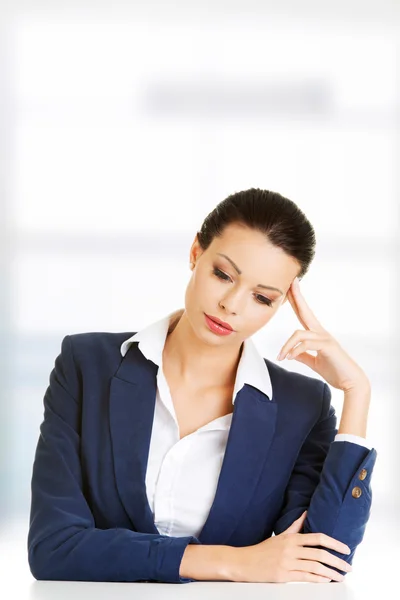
[352,486,362,498]
[358,468,368,480]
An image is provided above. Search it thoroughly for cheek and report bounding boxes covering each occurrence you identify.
[195,270,217,294]
[187,270,212,302]
[248,308,277,331]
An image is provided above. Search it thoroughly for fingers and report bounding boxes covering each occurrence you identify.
[297,532,351,555]
[291,560,345,583]
[277,330,328,361]
[287,283,325,332]
[300,547,352,574]
[289,569,339,583]
[283,510,307,533]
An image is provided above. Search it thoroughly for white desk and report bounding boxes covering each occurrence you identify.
[2,508,397,600]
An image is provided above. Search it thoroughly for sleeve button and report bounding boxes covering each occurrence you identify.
[358,468,367,480]
[352,486,362,498]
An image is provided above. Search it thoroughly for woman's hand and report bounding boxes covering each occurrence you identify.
[229,511,352,583]
[277,277,370,393]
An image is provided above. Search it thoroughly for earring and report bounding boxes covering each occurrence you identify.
[190,261,195,269]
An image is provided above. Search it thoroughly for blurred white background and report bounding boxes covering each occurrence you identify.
[0,0,399,592]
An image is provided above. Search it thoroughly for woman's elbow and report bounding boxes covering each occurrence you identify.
[28,543,62,581]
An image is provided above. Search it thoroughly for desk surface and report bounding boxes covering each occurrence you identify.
[1,509,397,600]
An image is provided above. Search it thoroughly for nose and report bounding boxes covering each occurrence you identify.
[219,289,246,315]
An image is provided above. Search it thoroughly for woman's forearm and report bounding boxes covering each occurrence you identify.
[337,384,371,438]
[180,384,372,582]
[179,543,237,581]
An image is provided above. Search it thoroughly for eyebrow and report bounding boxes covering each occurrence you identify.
[216,253,284,295]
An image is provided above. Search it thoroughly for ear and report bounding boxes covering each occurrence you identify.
[189,234,203,264]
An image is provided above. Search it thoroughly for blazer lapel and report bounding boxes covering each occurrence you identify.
[198,384,278,544]
[109,342,160,533]
[109,342,278,543]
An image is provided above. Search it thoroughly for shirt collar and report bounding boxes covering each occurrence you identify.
[120,309,273,402]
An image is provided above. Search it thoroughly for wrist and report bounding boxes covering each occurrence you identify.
[220,546,245,582]
[342,378,371,396]
[179,543,239,581]
[338,386,371,437]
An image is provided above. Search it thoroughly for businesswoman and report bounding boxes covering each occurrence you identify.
[27,188,376,584]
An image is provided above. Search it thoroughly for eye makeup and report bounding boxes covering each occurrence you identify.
[216,252,284,295]
[212,266,274,307]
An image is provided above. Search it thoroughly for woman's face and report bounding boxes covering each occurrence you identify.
[185,222,301,346]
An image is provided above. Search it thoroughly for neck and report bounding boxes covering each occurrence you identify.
[163,308,243,390]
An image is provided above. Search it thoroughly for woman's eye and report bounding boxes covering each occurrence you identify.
[213,267,231,282]
[213,267,273,308]
[256,295,273,307]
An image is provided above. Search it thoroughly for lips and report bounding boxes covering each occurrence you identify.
[205,314,233,331]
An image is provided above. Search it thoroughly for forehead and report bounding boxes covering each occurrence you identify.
[208,224,300,284]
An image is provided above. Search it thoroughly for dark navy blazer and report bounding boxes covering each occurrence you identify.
[27,332,377,583]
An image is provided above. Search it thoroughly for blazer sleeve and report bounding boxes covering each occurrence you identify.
[272,382,377,578]
[27,335,201,583]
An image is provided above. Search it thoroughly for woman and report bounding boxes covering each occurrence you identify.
[27,188,376,584]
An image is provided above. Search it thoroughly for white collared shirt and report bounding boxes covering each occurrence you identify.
[120,309,371,538]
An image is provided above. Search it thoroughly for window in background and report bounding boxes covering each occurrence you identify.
[2,16,397,523]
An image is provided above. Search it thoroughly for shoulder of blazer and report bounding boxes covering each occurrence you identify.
[264,356,326,391]
[67,331,137,348]
[263,356,329,417]
[63,331,137,371]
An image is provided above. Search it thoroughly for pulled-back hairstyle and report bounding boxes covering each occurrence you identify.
[197,188,316,280]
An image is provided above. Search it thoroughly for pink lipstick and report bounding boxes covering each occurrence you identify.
[204,313,234,336]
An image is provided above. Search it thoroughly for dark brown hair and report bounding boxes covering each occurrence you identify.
[197,188,316,280]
